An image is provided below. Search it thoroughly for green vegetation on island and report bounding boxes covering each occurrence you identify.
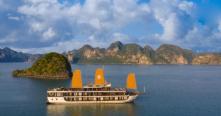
[13,52,72,79]
[66,41,221,65]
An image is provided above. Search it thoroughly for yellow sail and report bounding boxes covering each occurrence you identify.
[94,68,105,85]
[126,73,137,89]
[71,69,83,88]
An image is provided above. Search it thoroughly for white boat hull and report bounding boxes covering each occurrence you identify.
[47,95,138,104]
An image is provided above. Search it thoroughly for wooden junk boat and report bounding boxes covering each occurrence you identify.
[47,68,139,104]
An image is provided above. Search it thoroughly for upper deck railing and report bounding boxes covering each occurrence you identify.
[47,87,127,92]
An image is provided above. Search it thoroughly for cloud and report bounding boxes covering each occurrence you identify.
[18,0,151,30]
[218,20,221,33]
[0,0,22,11]
[178,1,194,14]
[150,0,195,41]
[0,31,18,44]
[0,0,221,53]
[8,16,20,21]
[13,0,151,51]
[42,28,56,41]
[0,0,8,10]
[30,22,46,32]
[0,0,4,8]
[7,13,20,21]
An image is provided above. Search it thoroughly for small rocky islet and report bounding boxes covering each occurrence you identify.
[13,52,72,79]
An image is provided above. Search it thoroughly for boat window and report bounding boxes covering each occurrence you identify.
[83,97,87,101]
[103,97,109,101]
[96,98,100,101]
[56,92,61,97]
[53,93,56,97]
[88,97,92,101]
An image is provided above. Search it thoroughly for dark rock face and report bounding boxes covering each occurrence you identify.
[13,52,72,79]
[143,45,155,59]
[66,42,198,64]
[106,41,123,56]
[69,41,221,65]
[69,42,155,64]
[155,44,193,64]
[118,44,153,64]
[107,41,123,51]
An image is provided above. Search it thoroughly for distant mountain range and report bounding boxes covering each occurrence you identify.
[1,41,221,64]
[0,47,41,62]
[65,41,221,65]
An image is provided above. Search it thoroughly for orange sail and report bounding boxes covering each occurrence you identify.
[94,68,105,85]
[71,69,83,88]
[126,73,137,89]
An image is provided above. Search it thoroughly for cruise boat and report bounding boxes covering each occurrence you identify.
[47,68,139,104]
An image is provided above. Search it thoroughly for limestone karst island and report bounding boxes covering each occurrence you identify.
[13,52,72,79]
[0,41,219,65]
[9,41,221,79]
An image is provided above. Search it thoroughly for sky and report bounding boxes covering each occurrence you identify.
[0,0,221,53]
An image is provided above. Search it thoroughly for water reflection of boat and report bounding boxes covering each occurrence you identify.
[47,68,139,104]
[47,103,136,116]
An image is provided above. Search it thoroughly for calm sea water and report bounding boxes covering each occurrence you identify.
[0,63,221,116]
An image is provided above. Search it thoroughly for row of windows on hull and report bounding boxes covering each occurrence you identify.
[48,92,127,97]
[64,96,129,101]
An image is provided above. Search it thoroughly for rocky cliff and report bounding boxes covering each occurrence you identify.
[155,44,193,64]
[2,41,221,65]
[67,41,196,64]
[68,41,154,64]
[192,53,221,64]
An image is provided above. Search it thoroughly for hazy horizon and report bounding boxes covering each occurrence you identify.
[0,41,195,54]
[2,41,221,54]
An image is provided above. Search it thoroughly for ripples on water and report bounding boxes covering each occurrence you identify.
[0,63,221,116]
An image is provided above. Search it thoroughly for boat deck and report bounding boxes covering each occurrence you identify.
[48,87,127,92]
